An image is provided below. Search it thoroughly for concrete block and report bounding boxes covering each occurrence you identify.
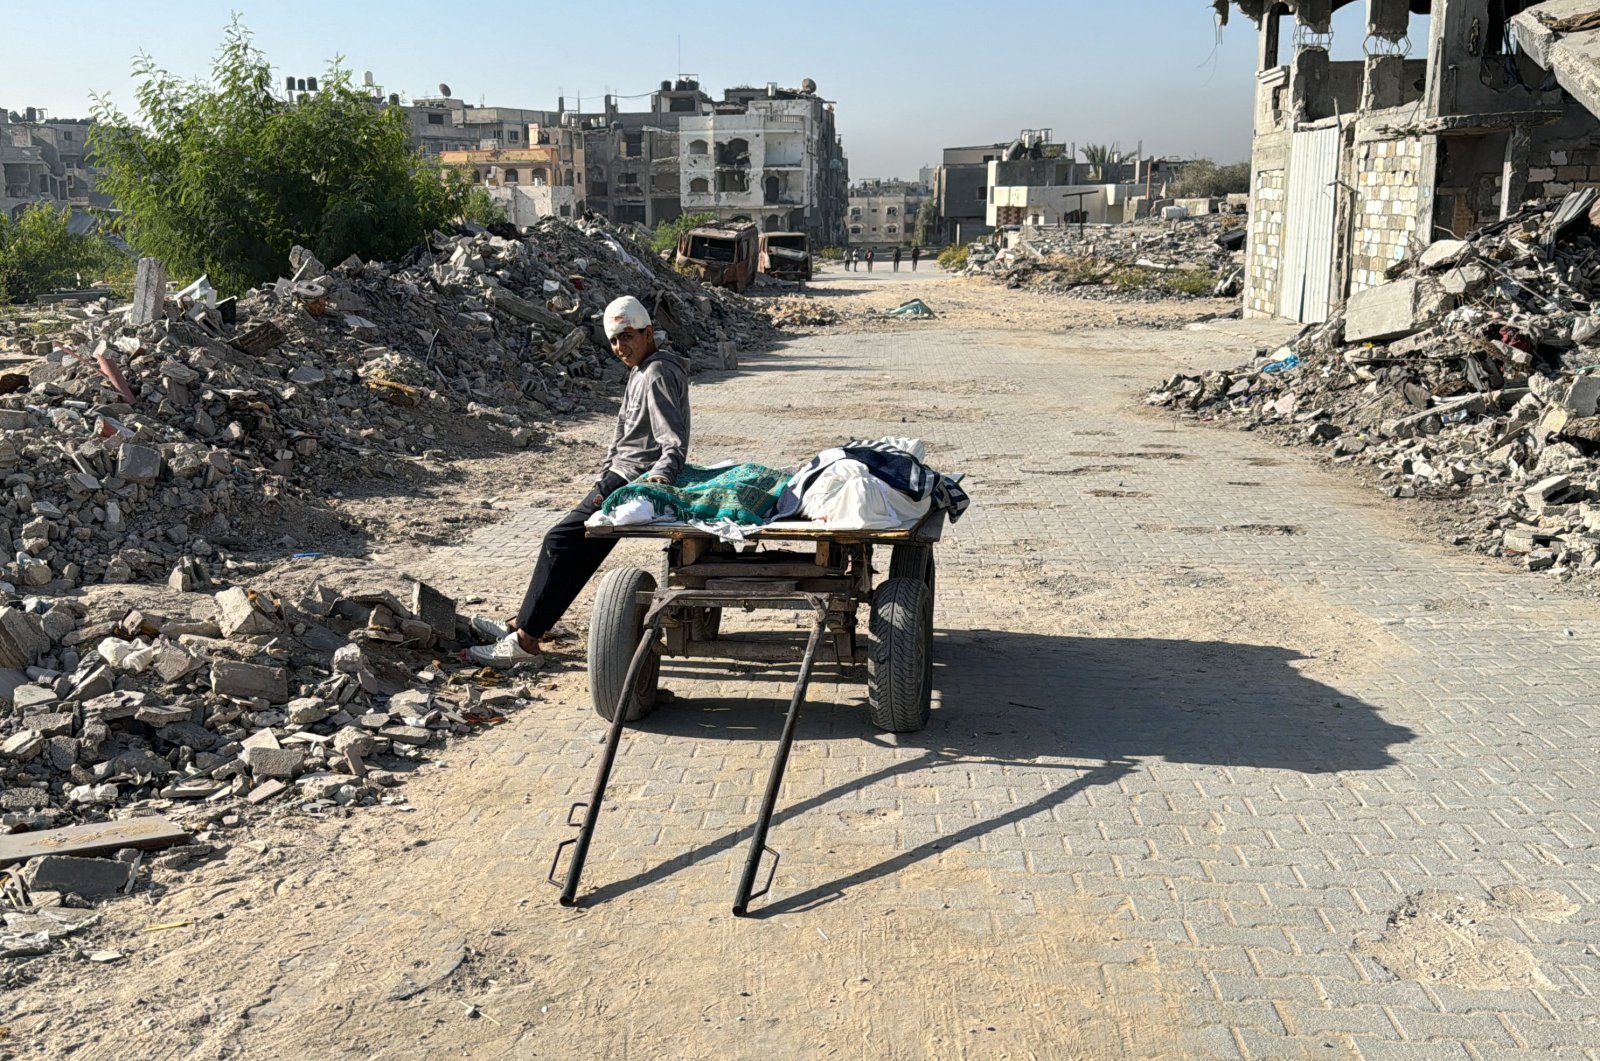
[116,444,163,483]
[1564,375,1600,417]
[211,659,288,703]
[14,685,59,713]
[1418,239,1470,270]
[0,608,50,670]
[411,582,457,642]
[22,854,133,899]
[128,257,168,327]
[242,745,304,780]
[134,702,193,727]
[28,711,75,737]
[1,730,43,760]
[214,587,279,638]
[1344,278,1420,343]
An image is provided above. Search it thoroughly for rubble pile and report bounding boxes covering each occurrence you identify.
[0,219,771,590]
[960,213,1248,301]
[760,297,842,329]
[1148,191,1600,576]
[0,575,533,948]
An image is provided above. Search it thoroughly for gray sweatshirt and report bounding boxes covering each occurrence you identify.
[602,347,691,484]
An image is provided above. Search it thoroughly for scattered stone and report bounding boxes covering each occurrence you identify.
[21,855,133,899]
[211,659,288,703]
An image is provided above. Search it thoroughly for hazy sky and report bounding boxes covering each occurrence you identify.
[1,1,1427,178]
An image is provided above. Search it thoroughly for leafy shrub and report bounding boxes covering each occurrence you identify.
[0,203,122,304]
[90,17,467,294]
[937,244,968,271]
[650,212,716,254]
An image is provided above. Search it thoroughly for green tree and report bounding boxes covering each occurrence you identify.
[913,200,938,248]
[0,203,117,304]
[1169,159,1251,199]
[649,212,716,254]
[462,186,509,226]
[1082,144,1116,181]
[89,17,467,293]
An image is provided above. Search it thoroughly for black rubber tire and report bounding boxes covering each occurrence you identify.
[888,543,933,583]
[690,606,722,641]
[588,568,660,722]
[867,576,933,733]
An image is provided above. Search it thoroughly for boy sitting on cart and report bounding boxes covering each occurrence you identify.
[471,296,691,666]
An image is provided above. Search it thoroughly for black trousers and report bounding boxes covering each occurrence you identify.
[514,472,626,636]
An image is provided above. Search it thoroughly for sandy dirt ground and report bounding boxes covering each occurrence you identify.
[10,266,1589,1059]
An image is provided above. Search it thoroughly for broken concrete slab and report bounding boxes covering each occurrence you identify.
[128,257,168,327]
[1,731,43,761]
[0,608,51,670]
[1345,279,1421,344]
[1417,239,1471,270]
[211,659,288,703]
[21,855,133,899]
[0,815,187,866]
[215,586,280,638]
[115,443,163,484]
[411,581,457,642]
[241,745,304,780]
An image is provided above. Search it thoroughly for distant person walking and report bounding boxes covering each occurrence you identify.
[892,247,902,272]
[866,248,875,272]
[911,246,920,271]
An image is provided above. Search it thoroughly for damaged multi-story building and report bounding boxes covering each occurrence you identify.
[678,81,849,245]
[1221,0,1600,322]
[2,106,105,222]
[581,80,714,228]
[846,179,932,251]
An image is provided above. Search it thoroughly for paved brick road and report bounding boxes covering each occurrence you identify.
[414,291,1600,1058]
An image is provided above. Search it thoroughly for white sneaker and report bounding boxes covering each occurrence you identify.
[469,615,510,641]
[468,632,545,668]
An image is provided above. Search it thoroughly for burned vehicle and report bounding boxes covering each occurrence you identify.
[675,223,759,293]
[758,232,813,285]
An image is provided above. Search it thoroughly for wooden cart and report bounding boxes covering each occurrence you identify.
[548,516,943,915]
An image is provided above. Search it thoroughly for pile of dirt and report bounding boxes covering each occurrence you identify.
[960,213,1248,302]
[1148,191,1600,577]
[759,296,842,329]
[0,219,773,591]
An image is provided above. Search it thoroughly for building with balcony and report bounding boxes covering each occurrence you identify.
[678,82,848,245]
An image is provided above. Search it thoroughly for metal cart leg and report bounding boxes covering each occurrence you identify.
[732,608,830,917]
[549,612,665,906]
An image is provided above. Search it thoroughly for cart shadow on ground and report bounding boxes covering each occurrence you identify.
[577,626,1415,912]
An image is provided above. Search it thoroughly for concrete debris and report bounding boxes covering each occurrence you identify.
[955,212,1248,303]
[1147,193,1600,577]
[0,218,773,593]
[0,567,538,934]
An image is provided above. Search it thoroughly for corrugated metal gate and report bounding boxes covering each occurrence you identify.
[1278,125,1343,323]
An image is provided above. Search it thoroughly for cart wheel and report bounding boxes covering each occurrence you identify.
[888,543,933,583]
[867,577,932,733]
[589,568,661,722]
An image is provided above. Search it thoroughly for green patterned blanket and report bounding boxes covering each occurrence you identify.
[601,463,789,525]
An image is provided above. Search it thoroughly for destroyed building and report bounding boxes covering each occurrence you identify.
[582,80,715,228]
[678,81,849,245]
[933,135,1195,243]
[845,179,931,251]
[1221,0,1600,324]
[1,106,106,222]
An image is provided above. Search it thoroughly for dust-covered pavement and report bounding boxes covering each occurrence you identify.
[11,267,1600,1059]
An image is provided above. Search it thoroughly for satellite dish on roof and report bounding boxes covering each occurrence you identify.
[439,83,452,98]
[801,78,817,94]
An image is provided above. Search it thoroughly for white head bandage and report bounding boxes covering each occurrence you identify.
[603,296,652,339]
